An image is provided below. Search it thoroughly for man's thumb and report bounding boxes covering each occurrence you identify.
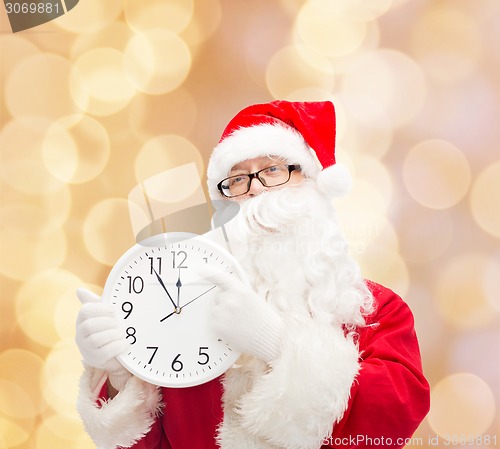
[76,287,101,304]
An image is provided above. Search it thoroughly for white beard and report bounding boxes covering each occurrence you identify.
[217,181,374,449]
[225,180,373,328]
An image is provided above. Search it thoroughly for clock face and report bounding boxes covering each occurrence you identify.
[102,232,245,388]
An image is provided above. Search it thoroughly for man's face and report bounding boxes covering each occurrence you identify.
[224,156,305,202]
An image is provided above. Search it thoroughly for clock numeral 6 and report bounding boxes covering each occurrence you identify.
[171,353,183,372]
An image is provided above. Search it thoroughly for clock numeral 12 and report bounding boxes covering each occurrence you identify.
[171,250,188,268]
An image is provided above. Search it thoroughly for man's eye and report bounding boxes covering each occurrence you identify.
[264,166,284,176]
[230,176,246,185]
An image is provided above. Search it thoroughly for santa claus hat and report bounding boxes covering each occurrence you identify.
[207,100,352,198]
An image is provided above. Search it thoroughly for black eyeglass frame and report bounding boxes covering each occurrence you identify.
[217,164,302,198]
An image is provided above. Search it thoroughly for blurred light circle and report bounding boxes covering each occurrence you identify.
[327,19,381,76]
[266,45,335,99]
[399,207,454,264]
[0,350,44,414]
[336,0,394,21]
[70,48,136,116]
[285,87,336,102]
[35,418,75,449]
[42,339,85,417]
[42,115,111,184]
[5,53,81,121]
[242,10,297,90]
[128,88,197,140]
[0,35,39,86]
[40,413,86,444]
[55,283,101,341]
[358,244,409,297]
[483,253,500,313]
[0,228,66,281]
[54,0,123,33]
[125,0,194,34]
[0,416,32,448]
[435,254,497,330]
[124,29,192,95]
[135,135,204,206]
[391,0,411,7]
[470,161,500,238]
[340,49,427,128]
[181,0,222,46]
[411,6,482,83]
[333,178,391,254]
[15,269,82,347]
[0,380,35,420]
[403,139,471,210]
[134,134,205,201]
[428,373,496,438]
[449,330,500,401]
[342,120,393,160]
[0,118,65,194]
[0,183,71,236]
[355,155,393,207]
[296,1,367,57]
[70,21,132,59]
[83,198,134,266]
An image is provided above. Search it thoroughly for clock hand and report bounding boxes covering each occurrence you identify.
[159,309,177,322]
[176,268,182,308]
[180,285,216,310]
[152,267,177,310]
[159,285,216,322]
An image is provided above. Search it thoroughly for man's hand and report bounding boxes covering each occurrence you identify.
[75,288,131,390]
[208,271,283,363]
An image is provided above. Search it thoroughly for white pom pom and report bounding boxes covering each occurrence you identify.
[316,164,352,197]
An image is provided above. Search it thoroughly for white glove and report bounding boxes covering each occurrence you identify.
[75,288,131,390]
[209,271,283,363]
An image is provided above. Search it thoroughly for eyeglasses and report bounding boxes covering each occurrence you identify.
[217,164,301,198]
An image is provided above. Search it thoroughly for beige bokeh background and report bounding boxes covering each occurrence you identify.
[1,0,499,448]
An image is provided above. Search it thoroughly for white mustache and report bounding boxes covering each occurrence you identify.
[237,181,321,236]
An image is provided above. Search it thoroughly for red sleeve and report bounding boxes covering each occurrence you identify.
[95,379,223,449]
[325,282,430,448]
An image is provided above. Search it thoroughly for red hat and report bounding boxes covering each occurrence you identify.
[207,100,351,198]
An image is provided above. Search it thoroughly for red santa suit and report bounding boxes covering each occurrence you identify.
[77,101,430,448]
[78,281,429,449]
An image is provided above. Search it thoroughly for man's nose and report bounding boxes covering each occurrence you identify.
[247,176,267,196]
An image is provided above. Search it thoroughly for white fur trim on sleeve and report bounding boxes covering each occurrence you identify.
[236,320,359,449]
[77,366,163,449]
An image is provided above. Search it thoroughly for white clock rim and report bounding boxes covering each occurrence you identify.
[101,231,248,388]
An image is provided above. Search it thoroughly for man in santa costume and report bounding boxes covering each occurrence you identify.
[76,100,430,449]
